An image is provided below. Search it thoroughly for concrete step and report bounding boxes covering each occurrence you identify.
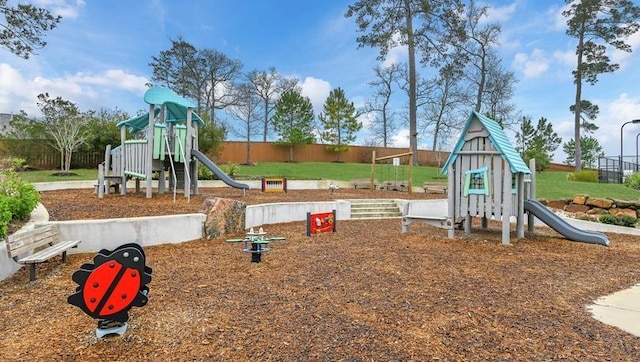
[351,206,401,213]
[351,213,403,220]
[349,199,402,220]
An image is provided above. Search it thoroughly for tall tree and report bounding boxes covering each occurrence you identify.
[563,0,640,171]
[200,48,243,124]
[148,37,203,105]
[226,83,262,165]
[37,93,91,173]
[457,0,500,112]
[419,63,467,151]
[569,99,600,133]
[515,116,562,171]
[365,64,402,147]
[246,67,299,142]
[0,0,61,59]
[319,87,362,162]
[272,90,316,162]
[480,51,518,126]
[346,0,464,165]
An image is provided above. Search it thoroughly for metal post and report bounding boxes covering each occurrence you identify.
[620,120,640,183]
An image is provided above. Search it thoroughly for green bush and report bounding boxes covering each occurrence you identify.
[623,172,640,190]
[566,170,598,183]
[618,215,638,228]
[599,214,619,225]
[198,163,215,180]
[0,196,12,238]
[220,162,240,177]
[0,169,41,221]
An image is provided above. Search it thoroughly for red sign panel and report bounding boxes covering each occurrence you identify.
[307,210,336,235]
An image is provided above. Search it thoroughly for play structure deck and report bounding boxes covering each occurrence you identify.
[96,87,249,198]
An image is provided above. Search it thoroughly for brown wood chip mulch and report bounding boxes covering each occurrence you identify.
[1,188,639,360]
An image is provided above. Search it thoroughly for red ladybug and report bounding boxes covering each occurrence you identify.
[68,243,152,323]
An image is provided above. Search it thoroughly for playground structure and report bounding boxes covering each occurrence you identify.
[370,150,413,193]
[226,227,285,263]
[96,87,249,199]
[440,111,608,246]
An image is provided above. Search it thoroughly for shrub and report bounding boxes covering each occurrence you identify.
[0,169,41,221]
[623,172,640,190]
[220,162,240,177]
[599,214,619,225]
[566,170,598,183]
[0,196,12,238]
[618,215,638,228]
[198,163,215,180]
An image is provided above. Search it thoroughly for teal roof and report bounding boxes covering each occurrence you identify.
[442,111,530,174]
[116,87,204,132]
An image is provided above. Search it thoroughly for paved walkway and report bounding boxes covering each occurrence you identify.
[588,285,640,337]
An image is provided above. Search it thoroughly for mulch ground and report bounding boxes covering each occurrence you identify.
[1,187,640,360]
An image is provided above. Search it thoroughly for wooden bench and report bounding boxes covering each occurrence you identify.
[351,179,378,190]
[6,224,81,282]
[401,203,449,232]
[385,181,409,192]
[423,182,448,194]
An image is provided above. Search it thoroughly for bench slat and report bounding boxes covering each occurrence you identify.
[7,226,58,257]
[17,239,81,264]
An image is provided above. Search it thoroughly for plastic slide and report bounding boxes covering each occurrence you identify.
[524,199,609,246]
[192,150,250,190]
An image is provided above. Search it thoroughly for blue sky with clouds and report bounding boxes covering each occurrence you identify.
[1,0,640,162]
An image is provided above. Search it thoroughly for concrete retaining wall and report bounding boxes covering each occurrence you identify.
[246,200,351,229]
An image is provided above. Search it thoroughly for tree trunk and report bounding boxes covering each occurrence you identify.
[573,27,585,171]
[289,144,294,162]
[405,0,418,166]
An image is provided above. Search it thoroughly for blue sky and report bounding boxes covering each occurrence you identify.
[1,0,640,163]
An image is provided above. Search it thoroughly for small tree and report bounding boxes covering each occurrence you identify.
[515,116,562,171]
[563,136,604,169]
[318,87,362,162]
[272,90,315,162]
[37,93,91,173]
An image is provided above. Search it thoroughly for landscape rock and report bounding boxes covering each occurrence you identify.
[572,194,588,205]
[609,208,638,219]
[585,197,613,209]
[564,203,589,213]
[199,197,246,239]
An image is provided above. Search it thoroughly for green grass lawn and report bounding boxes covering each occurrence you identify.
[15,162,640,201]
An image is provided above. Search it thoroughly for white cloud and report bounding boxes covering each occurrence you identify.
[547,2,571,32]
[512,49,550,78]
[34,0,86,19]
[390,129,410,148]
[300,76,331,115]
[484,1,518,24]
[553,49,575,67]
[612,31,640,69]
[0,63,147,115]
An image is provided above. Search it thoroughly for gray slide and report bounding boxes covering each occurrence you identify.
[524,199,609,246]
[192,150,250,190]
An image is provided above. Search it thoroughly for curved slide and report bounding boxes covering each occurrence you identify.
[524,199,609,246]
[192,150,250,190]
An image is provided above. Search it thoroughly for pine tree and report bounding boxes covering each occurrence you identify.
[318,88,362,162]
[515,117,562,171]
[563,0,640,170]
[272,90,315,162]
